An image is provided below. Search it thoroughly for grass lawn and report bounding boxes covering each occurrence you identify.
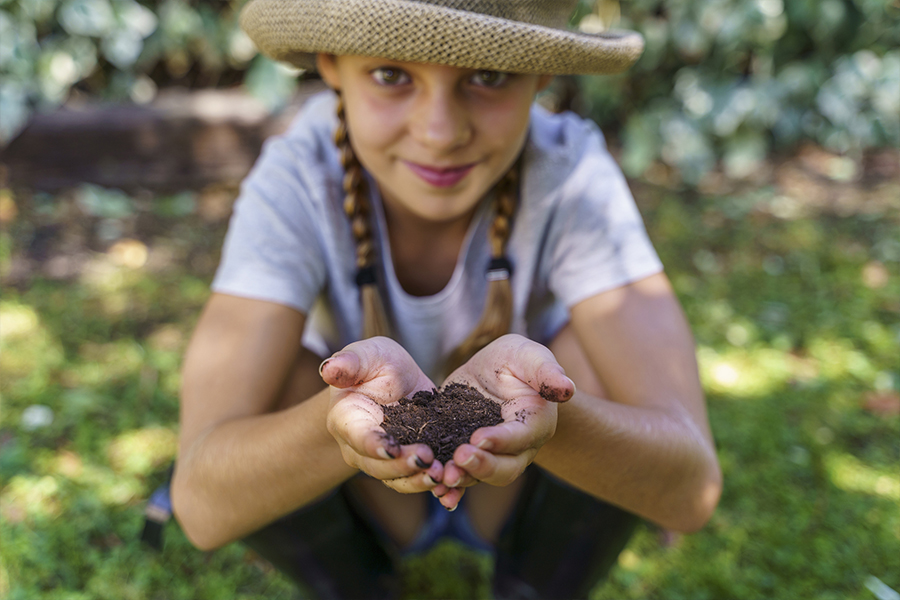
[1,147,898,599]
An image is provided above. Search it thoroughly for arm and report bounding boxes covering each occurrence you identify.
[442,273,721,532]
[171,293,354,550]
[171,295,438,550]
[537,272,722,532]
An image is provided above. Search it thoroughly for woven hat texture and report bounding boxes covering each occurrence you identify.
[240,0,644,75]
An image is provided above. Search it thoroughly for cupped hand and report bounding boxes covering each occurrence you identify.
[433,334,575,509]
[322,336,443,493]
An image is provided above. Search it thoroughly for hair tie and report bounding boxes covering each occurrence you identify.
[486,256,513,281]
[355,266,377,286]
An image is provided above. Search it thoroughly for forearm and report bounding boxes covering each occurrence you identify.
[171,387,356,550]
[535,391,722,532]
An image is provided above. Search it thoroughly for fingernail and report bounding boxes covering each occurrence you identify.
[444,503,458,512]
[448,477,461,488]
[377,447,392,460]
[318,358,331,377]
[424,474,436,486]
[431,489,440,498]
[414,455,431,469]
[384,436,401,458]
[459,453,476,468]
[476,439,492,451]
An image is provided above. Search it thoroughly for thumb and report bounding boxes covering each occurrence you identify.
[319,351,363,388]
[319,337,433,400]
[508,338,576,403]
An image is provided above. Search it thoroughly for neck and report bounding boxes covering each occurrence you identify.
[381,198,477,297]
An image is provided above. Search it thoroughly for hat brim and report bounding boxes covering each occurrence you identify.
[241,0,644,75]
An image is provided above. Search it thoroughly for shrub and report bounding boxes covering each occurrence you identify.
[571,0,900,183]
[2,0,898,183]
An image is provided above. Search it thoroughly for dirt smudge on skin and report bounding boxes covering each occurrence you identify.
[539,382,567,403]
[377,432,401,458]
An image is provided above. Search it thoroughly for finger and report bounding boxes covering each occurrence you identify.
[320,351,363,388]
[508,339,576,403]
[442,459,479,489]
[437,487,466,511]
[452,444,532,487]
[468,417,551,457]
[382,469,442,494]
[328,399,399,458]
[356,444,436,481]
[321,337,430,401]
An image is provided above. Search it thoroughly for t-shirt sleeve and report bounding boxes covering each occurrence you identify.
[211,134,328,314]
[545,140,663,308]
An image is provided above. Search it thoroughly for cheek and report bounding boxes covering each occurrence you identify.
[346,94,407,159]
[476,97,532,155]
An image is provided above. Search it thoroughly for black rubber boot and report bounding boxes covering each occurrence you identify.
[241,485,401,600]
[492,467,640,600]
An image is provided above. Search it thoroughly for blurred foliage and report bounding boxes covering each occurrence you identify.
[3,0,898,180]
[568,0,900,183]
[0,0,297,143]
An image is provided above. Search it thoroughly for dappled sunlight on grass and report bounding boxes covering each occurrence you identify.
[0,475,63,523]
[698,333,889,399]
[0,300,65,401]
[107,427,178,477]
[65,340,147,387]
[807,336,881,384]
[826,452,900,500]
[698,345,814,398]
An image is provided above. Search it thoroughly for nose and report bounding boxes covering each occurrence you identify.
[409,87,472,153]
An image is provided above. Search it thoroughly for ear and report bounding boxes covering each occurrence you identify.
[536,74,555,93]
[316,54,341,90]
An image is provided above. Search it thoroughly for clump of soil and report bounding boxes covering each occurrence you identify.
[381,383,503,464]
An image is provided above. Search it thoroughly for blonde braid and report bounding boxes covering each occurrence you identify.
[445,160,520,373]
[335,94,391,339]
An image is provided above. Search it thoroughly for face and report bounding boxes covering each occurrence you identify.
[317,54,553,227]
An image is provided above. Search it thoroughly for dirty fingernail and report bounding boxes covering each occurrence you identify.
[476,439,492,451]
[414,455,431,469]
[385,436,401,458]
[444,503,458,512]
[377,447,392,460]
[318,358,331,377]
[424,474,436,486]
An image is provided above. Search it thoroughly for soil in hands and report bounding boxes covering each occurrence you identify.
[381,383,503,464]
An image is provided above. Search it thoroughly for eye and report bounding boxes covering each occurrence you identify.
[471,70,509,88]
[371,67,411,86]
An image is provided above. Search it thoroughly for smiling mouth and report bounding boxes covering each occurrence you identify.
[404,161,476,188]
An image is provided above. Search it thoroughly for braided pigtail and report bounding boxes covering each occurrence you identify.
[335,93,392,339]
[445,161,520,373]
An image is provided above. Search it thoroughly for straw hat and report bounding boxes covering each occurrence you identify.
[240,0,644,75]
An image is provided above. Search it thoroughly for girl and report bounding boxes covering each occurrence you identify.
[170,0,723,598]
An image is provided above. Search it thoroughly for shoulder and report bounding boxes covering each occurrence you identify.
[523,105,619,202]
[528,103,606,156]
[520,105,630,225]
[263,90,342,178]
[234,91,342,217]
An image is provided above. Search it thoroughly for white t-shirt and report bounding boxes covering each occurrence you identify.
[212,91,663,381]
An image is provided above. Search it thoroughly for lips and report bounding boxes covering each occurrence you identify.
[404,161,476,188]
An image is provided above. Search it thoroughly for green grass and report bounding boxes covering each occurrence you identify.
[2,162,898,599]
